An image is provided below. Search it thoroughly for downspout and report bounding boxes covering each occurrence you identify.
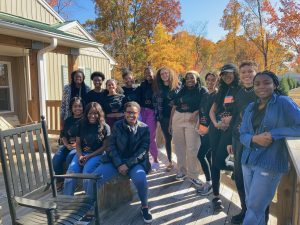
[37,38,58,118]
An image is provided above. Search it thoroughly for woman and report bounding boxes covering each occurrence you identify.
[139,66,159,170]
[171,71,208,186]
[240,71,300,225]
[101,79,126,128]
[153,67,179,171]
[60,70,90,124]
[63,102,110,195]
[226,61,259,224]
[196,72,218,195]
[121,68,141,103]
[87,102,152,223]
[53,97,84,189]
[209,63,240,211]
[85,71,106,105]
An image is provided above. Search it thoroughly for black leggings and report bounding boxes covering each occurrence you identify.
[197,134,212,182]
[209,125,232,196]
[159,117,172,162]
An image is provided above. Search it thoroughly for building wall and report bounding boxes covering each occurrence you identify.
[45,50,112,100]
[0,0,60,24]
[64,26,87,39]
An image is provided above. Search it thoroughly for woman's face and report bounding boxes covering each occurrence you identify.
[72,101,83,117]
[144,69,154,81]
[106,80,117,92]
[221,72,235,85]
[74,72,84,85]
[124,106,139,125]
[205,74,217,90]
[253,75,275,100]
[160,69,170,83]
[87,107,99,124]
[92,76,103,89]
[240,65,256,87]
[123,75,134,87]
[185,73,196,88]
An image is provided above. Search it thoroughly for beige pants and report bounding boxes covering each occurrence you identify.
[172,111,201,179]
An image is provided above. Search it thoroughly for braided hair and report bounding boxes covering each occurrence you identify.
[253,70,282,95]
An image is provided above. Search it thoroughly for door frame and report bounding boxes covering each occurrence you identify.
[0,61,14,113]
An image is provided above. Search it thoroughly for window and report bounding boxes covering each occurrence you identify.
[0,62,13,112]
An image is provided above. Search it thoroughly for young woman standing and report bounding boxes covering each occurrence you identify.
[139,67,159,170]
[240,71,300,225]
[85,71,106,105]
[153,67,180,171]
[209,63,240,211]
[171,71,208,186]
[196,72,218,195]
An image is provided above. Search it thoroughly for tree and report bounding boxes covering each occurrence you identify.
[220,0,242,63]
[85,0,182,74]
[263,0,300,71]
[46,0,73,18]
[279,76,290,95]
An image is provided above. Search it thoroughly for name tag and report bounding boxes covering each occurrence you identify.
[224,96,234,104]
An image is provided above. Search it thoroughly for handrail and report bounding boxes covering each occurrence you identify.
[45,100,61,134]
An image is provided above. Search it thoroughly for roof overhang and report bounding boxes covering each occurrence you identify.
[0,20,103,49]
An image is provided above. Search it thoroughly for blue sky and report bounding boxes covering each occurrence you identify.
[66,0,229,42]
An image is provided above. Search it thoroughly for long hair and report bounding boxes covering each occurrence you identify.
[70,70,88,98]
[84,102,107,141]
[153,67,179,94]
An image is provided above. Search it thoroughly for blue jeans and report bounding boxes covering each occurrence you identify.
[242,164,282,225]
[63,153,102,195]
[87,163,148,207]
[52,146,76,182]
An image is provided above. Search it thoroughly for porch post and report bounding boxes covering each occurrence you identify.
[28,49,40,122]
[68,48,79,81]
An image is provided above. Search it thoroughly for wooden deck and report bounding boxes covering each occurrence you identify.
[0,144,278,225]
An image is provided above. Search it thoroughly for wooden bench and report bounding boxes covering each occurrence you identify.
[0,116,101,225]
[99,175,133,210]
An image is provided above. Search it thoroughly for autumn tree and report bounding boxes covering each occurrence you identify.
[46,0,73,18]
[263,0,300,71]
[85,0,182,76]
[220,0,242,63]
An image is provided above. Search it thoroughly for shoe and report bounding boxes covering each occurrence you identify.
[166,163,174,172]
[231,212,245,224]
[175,173,186,181]
[190,178,202,188]
[151,162,160,171]
[141,207,153,223]
[197,182,212,196]
[212,197,224,212]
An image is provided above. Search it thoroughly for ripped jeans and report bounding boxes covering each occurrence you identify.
[242,164,282,225]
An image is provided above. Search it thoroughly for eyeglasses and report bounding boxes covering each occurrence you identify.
[125,111,139,115]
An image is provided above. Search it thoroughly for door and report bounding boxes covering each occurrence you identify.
[0,62,13,112]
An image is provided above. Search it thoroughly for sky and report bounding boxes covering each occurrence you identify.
[66,0,229,42]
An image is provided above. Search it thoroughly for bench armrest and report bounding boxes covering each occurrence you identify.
[54,173,102,180]
[14,196,57,211]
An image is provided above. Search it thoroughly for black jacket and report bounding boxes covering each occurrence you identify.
[108,119,151,173]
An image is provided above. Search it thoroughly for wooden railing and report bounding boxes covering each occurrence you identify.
[276,138,300,225]
[45,100,61,135]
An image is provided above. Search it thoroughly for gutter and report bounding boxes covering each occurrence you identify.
[37,38,57,117]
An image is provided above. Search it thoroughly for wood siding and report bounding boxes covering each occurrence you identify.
[0,0,60,24]
[46,51,111,100]
[65,27,87,39]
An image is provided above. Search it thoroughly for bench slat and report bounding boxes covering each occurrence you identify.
[27,131,42,187]
[21,132,34,191]
[13,134,28,195]
[35,130,48,184]
[4,136,20,196]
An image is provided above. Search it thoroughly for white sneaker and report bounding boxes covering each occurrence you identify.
[197,182,212,196]
[151,162,160,171]
[189,178,203,188]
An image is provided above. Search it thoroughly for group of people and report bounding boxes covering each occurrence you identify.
[52,61,300,225]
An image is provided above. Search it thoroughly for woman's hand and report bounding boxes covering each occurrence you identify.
[227,145,233,154]
[78,155,86,166]
[252,132,273,147]
[118,164,129,175]
[189,111,198,124]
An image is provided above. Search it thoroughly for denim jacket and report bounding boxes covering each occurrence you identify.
[240,94,300,173]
